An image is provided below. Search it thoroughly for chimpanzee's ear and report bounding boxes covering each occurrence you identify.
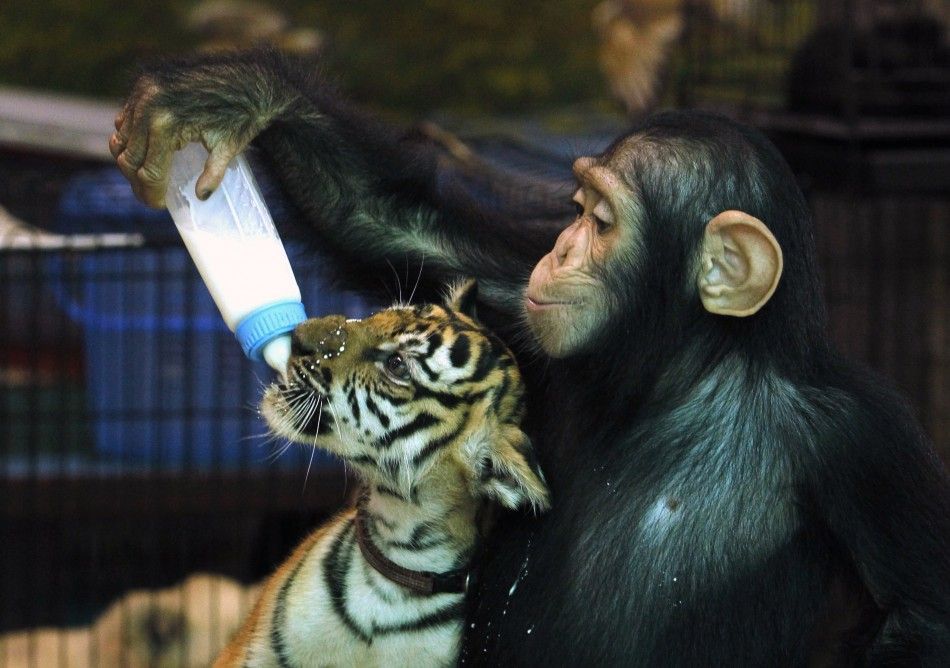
[445,278,479,319]
[474,426,550,514]
[698,210,783,317]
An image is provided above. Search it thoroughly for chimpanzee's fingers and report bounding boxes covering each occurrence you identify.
[109,131,126,159]
[113,98,144,182]
[114,82,173,198]
[110,102,134,159]
[115,125,149,195]
[136,125,177,209]
[195,140,241,200]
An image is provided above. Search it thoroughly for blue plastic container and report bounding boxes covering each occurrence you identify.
[57,168,178,239]
[51,167,374,471]
[51,245,373,471]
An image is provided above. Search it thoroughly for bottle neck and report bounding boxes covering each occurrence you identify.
[262,335,293,376]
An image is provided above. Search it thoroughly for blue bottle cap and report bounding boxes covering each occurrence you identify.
[235,300,307,361]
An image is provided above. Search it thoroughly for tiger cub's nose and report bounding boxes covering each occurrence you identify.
[291,315,349,359]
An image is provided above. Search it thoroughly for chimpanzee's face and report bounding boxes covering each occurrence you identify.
[525,134,784,359]
[525,155,635,358]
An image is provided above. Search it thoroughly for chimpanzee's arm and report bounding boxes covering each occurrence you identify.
[111,49,568,314]
[809,380,950,665]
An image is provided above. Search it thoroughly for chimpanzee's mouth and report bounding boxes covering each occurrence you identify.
[525,295,582,311]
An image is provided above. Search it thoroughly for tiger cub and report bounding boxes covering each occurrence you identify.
[216,280,550,668]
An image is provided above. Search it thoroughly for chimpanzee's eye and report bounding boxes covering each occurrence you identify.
[385,353,410,381]
[573,201,584,217]
[593,214,609,233]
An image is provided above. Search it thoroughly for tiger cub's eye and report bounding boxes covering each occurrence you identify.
[385,353,410,381]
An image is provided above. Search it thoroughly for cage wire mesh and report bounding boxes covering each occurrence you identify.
[671,0,819,111]
[672,0,949,118]
[0,197,367,665]
[1,0,949,665]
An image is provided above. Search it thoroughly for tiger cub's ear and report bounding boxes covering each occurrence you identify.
[445,278,478,319]
[477,426,550,514]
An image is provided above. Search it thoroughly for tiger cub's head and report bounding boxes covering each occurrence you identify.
[261,279,550,513]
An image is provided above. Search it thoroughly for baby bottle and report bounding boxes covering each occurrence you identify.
[165,143,305,374]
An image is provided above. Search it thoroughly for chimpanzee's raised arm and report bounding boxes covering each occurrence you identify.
[110,49,569,315]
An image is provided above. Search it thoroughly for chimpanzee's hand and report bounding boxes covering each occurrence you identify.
[109,53,299,208]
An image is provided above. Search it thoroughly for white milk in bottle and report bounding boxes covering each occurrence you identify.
[165,143,305,374]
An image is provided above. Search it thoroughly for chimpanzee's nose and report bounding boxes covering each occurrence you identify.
[291,315,348,358]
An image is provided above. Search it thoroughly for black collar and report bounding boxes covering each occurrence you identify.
[354,503,471,596]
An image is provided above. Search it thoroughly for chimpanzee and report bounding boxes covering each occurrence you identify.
[111,50,950,665]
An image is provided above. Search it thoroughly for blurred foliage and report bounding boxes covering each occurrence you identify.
[0,0,610,116]
[0,1,194,101]
[0,0,823,117]
[295,0,608,115]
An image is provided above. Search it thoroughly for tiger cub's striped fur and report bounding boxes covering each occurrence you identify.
[216,280,550,668]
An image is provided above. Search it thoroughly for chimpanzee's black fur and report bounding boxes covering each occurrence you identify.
[131,50,950,665]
